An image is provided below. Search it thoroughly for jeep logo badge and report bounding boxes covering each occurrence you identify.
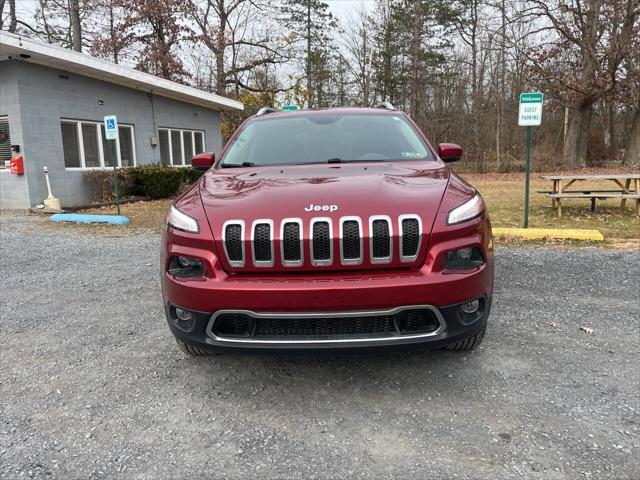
[305,204,338,213]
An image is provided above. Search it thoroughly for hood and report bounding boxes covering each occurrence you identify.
[199,161,450,271]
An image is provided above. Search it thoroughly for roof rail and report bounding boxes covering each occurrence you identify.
[256,107,279,116]
[374,102,397,111]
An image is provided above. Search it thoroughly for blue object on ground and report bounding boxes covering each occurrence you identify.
[49,214,129,225]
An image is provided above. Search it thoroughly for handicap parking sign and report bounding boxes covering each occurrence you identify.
[104,115,118,140]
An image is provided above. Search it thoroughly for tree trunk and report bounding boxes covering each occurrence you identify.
[470,1,482,172]
[409,2,422,118]
[69,0,82,51]
[215,4,228,96]
[9,0,17,32]
[306,1,313,108]
[607,101,616,159]
[109,1,118,63]
[625,106,640,164]
[496,0,506,171]
[563,103,593,169]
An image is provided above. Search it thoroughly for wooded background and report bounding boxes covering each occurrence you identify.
[2,0,639,171]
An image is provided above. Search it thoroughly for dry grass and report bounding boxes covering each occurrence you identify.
[38,199,172,236]
[38,172,640,248]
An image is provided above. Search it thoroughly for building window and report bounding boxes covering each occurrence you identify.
[158,128,206,166]
[81,123,101,168]
[159,130,170,166]
[0,116,12,169]
[61,121,81,168]
[61,119,136,169]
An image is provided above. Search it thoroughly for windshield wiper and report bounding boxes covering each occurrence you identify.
[220,161,255,168]
[326,158,344,163]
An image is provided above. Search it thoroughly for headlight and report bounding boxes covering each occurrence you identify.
[167,205,199,233]
[447,193,484,225]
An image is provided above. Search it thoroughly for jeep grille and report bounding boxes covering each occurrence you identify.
[221,215,423,269]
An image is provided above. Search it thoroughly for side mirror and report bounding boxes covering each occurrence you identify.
[438,143,463,163]
[191,152,215,171]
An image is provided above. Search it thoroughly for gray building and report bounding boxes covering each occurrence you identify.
[0,32,243,209]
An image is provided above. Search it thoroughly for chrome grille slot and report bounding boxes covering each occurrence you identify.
[281,219,303,266]
[370,216,392,263]
[251,219,274,267]
[399,215,422,262]
[340,217,363,265]
[223,221,245,267]
[311,218,333,266]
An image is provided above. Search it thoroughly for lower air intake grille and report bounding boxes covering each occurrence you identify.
[401,218,420,258]
[256,315,396,337]
[224,224,243,262]
[213,314,252,337]
[211,308,441,341]
[312,222,331,261]
[397,309,439,333]
[253,223,272,262]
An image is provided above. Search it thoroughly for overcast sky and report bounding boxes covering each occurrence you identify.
[326,0,374,20]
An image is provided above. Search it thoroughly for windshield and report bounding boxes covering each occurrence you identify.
[219,113,434,167]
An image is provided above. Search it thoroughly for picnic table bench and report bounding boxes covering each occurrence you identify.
[540,174,640,217]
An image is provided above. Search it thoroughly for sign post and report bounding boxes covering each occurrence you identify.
[518,93,543,228]
[103,115,121,216]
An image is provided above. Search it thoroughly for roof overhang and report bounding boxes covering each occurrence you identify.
[0,32,244,112]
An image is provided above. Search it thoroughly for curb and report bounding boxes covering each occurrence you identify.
[493,227,604,242]
[49,214,129,225]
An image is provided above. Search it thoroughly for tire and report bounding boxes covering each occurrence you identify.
[176,339,216,356]
[445,326,486,351]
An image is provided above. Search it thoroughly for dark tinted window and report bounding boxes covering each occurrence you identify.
[0,117,12,166]
[81,123,100,167]
[221,114,433,166]
[61,122,80,168]
[119,126,134,167]
[159,130,170,165]
[171,130,182,165]
[101,125,116,167]
[194,131,204,154]
[183,131,194,164]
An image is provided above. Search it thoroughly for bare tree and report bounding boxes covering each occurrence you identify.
[189,0,291,96]
[0,0,18,32]
[526,0,639,168]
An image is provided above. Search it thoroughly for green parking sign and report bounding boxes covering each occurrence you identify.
[518,93,543,127]
[518,92,544,229]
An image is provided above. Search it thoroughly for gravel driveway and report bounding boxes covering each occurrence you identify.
[1,212,638,480]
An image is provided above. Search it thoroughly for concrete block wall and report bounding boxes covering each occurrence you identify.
[0,60,223,208]
[0,62,30,209]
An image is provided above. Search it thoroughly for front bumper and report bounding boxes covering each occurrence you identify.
[164,296,491,353]
[161,207,494,353]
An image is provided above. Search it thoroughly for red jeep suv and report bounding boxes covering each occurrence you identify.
[161,104,493,355]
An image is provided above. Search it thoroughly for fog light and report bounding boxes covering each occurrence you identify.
[175,308,193,322]
[461,299,480,314]
[168,255,203,277]
[445,247,484,270]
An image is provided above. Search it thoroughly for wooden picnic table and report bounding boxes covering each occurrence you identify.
[540,173,640,217]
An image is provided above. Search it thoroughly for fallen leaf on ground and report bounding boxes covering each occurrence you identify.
[580,326,594,334]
